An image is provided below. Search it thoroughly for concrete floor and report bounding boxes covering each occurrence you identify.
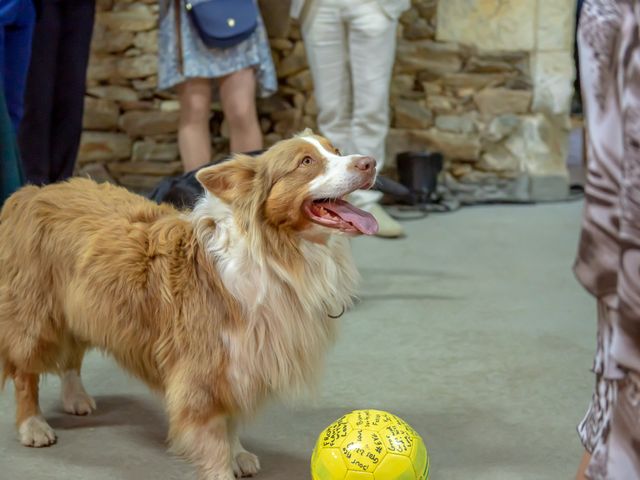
[0,201,595,480]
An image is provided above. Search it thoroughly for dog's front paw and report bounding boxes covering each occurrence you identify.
[19,415,57,447]
[202,471,236,480]
[63,390,96,416]
[233,451,260,478]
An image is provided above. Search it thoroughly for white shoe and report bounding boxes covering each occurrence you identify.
[364,203,405,238]
[349,189,383,207]
[349,190,405,238]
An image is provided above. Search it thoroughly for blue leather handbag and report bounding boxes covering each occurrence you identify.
[185,0,258,49]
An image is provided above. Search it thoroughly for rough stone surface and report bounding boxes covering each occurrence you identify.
[81,0,573,202]
[87,55,118,82]
[443,171,530,203]
[437,0,536,51]
[132,140,179,162]
[78,132,132,163]
[278,41,307,78]
[304,95,317,116]
[537,0,576,51]
[422,82,443,95]
[83,98,120,130]
[131,76,157,90]
[396,40,463,75]
[117,54,158,79]
[425,94,456,113]
[415,129,481,160]
[87,85,140,102]
[96,0,113,10]
[531,51,575,115]
[477,145,520,172]
[108,160,183,176]
[133,30,158,53]
[117,173,166,191]
[394,99,433,129]
[484,115,521,142]
[120,110,179,137]
[160,100,180,112]
[391,75,417,98]
[404,17,436,40]
[97,5,157,32]
[258,0,291,38]
[269,38,293,51]
[507,114,569,177]
[435,113,477,134]
[465,56,521,73]
[91,23,134,54]
[441,72,512,90]
[386,129,417,165]
[120,100,156,111]
[78,162,117,183]
[474,88,532,117]
[264,132,283,147]
[272,109,302,136]
[257,94,291,114]
[285,69,313,92]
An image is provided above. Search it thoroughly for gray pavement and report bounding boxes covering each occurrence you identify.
[0,201,595,479]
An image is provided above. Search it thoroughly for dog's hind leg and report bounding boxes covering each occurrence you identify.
[60,347,96,416]
[14,370,57,447]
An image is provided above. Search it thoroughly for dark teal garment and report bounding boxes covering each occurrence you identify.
[0,83,24,206]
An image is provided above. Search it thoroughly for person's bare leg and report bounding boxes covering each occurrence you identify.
[177,78,212,172]
[576,451,591,480]
[219,68,262,153]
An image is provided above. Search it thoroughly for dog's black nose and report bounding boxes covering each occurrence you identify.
[354,156,375,172]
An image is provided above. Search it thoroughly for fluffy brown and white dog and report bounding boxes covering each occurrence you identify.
[0,131,378,479]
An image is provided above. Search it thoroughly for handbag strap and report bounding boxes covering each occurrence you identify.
[174,0,184,75]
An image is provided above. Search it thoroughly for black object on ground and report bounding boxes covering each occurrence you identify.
[395,151,443,206]
[386,151,460,220]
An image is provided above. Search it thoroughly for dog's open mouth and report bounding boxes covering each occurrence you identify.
[304,199,379,235]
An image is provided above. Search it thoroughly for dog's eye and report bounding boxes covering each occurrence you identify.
[335,149,341,155]
[300,156,314,166]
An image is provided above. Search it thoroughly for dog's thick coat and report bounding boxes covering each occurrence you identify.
[0,133,376,479]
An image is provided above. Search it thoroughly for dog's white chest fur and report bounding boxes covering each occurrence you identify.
[191,195,358,410]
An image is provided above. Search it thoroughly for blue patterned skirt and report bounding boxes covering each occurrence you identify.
[158,0,277,96]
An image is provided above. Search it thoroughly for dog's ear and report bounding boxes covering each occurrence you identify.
[196,156,256,203]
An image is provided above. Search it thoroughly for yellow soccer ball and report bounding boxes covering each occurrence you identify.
[311,409,430,480]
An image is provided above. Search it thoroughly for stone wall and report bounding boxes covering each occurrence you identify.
[432,0,576,201]
[80,0,575,200]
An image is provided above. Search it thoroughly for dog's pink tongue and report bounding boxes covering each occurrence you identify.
[323,200,379,235]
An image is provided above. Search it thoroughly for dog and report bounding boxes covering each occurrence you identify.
[0,131,378,479]
[146,151,411,211]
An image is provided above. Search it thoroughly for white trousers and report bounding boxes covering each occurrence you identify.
[302,0,398,168]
